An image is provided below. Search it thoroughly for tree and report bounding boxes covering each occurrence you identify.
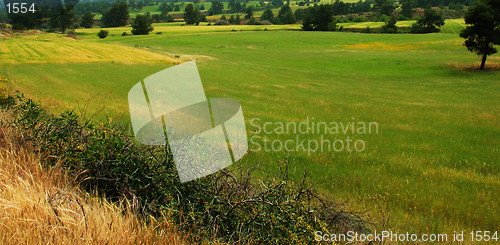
[49,8,75,33]
[160,9,174,22]
[410,8,444,33]
[294,9,305,22]
[101,2,129,27]
[302,4,334,31]
[131,13,154,35]
[400,0,414,19]
[460,0,500,70]
[184,4,200,25]
[374,0,396,16]
[97,30,109,38]
[271,0,284,8]
[278,4,295,24]
[228,0,244,13]
[381,14,398,33]
[244,6,254,19]
[261,9,275,22]
[208,1,224,15]
[80,12,95,28]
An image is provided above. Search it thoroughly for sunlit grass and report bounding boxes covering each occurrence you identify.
[1,24,498,235]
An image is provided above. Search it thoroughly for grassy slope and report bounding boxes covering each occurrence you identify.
[1,24,498,235]
[0,117,187,244]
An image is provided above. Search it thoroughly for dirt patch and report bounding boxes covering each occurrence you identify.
[152,50,217,63]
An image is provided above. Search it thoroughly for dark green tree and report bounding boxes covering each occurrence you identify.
[261,8,275,22]
[460,0,499,70]
[244,6,253,19]
[160,9,174,22]
[374,0,396,16]
[294,8,305,22]
[49,8,75,33]
[131,12,154,35]
[101,1,129,27]
[381,14,398,33]
[278,4,295,24]
[208,1,224,15]
[271,0,284,8]
[80,12,95,28]
[228,15,235,23]
[400,0,414,19]
[184,4,200,25]
[302,4,334,31]
[410,8,444,33]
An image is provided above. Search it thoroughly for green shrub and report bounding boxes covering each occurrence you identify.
[3,95,370,244]
[97,30,109,38]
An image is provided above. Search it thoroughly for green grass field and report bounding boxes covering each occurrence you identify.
[1,23,498,236]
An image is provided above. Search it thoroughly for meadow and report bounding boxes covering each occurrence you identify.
[0,22,498,236]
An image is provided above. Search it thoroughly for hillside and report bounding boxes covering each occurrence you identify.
[0,112,187,244]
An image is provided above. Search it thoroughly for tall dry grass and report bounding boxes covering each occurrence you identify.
[0,118,187,244]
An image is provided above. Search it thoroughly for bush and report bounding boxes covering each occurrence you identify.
[3,94,371,244]
[97,30,109,39]
[410,8,444,33]
[131,13,154,35]
[122,32,129,36]
[381,15,398,33]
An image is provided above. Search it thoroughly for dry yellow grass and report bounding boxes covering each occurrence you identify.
[0,34,176,64]
[0,116,187,244]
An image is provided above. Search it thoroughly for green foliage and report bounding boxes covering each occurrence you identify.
[261,9,275,23]
[382,14,398,33]
[229,14,241,25]
[159,9,174,23]
[208,0,224,16]
[228,0,246,13]
[374,0,396,16]
[271,0,284,8]
[400,0,414,19]
[411,8,445,33]
[245,6,254,19]
[460,0,499,69]
[49,8,75,33]
[101,1,129,27]
[302,5,335,31]
[278,4,296,24]
[184,4,201,25]
[80,12,95,28]
[97,29,109,38]
[294,8,305,22]
[131,13,154,35]
[4,97,368,244]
